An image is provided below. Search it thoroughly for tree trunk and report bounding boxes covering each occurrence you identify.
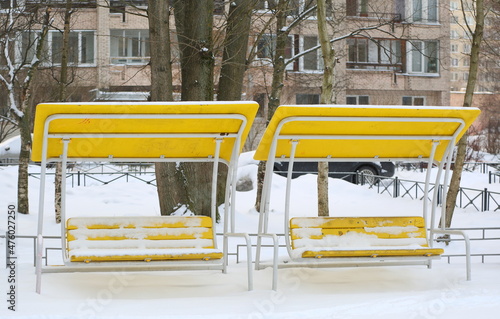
[316,0,336,217]
[55,0,73,224]
[217,0,256,207]
[147,0,178,216]
[443,0,484,228]
[255,0,289,212]
[217,0,255,101]
[15,9,51,214]
[160,0,214,216]
[17,113,31,214]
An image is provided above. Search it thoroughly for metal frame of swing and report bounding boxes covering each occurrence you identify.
[253,105,478,290]
[32,102,258,293]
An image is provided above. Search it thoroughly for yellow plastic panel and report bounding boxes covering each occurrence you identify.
[290,216,425,229]
[254,105,480,161]
[70,252,224,262]
[301,248,444,258]
[67,216,214,230]
[32,102,258,162]
[290,227,427,240]
[66,216,215,242]
[66,228,214,242]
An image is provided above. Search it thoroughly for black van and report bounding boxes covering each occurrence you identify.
[273,161,395,185]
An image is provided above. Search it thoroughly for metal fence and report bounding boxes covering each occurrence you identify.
[4,229,500,267]
[373,176,500,212]
[21,163,500,212]
[28,170,157,187]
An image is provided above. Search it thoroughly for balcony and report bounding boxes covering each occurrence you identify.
[347,62,403,72]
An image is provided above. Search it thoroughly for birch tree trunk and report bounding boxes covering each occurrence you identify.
[14,9,51,214]
[316,0,336,217]
[55,0,73,224]
[443,0,485,228]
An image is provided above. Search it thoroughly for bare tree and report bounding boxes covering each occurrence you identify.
[0,3,52,214]
[444,0,487,228]
[146,0,178,217]
[54,0,74,223]
[316,0,335,217]
[253,1,404,212]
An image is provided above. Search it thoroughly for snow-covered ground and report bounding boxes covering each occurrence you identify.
[1,153,500,319]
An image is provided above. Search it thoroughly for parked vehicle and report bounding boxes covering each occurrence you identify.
[272,161,395,185]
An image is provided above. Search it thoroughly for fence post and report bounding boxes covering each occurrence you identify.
[393,177,399,198]
[484,188,489,212]
[77,171,81,187]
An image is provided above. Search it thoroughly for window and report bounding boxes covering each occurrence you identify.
[402,96,425,106]
[409,0,438,23]
[256,0,277,10]
[408,40,438,74]
[20,31,46,64]
[463,72,469,81]
[451,30,460,39]
[257,34,322,72]
[463,57,470,67]
[451,72,458,81]
[256,34,296,70]
[110,29,150,64]
[0,0,18,9]
[302,36,322,71]
[451,44,458,53]
[296,94,319,104]
[346,0,370,17]
[347,37,402,71]
[463,44,471,54]
[451,58,458,67]
[346,95,369,105]
[19,30,94,66]
[51,31,94,64]
[256,34,293,60]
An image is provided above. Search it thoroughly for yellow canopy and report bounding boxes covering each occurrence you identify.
[253,105,480,162]
[32,102,258,162]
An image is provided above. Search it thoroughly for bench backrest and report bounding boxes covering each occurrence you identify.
[290,216,429,250]
[67,216,217,254]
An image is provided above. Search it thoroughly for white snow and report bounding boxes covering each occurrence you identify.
[0,135,20,159]
[1,156,500,318]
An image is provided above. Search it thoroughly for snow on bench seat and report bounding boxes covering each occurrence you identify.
[66,216,223,262]
[290,216,444,259]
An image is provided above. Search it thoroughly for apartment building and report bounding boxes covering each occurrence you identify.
[449,0,500,96]
[1,0,451,112]
[248,0,450,108]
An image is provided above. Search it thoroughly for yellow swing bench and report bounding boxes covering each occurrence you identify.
[253,105,480,290]
[31,101,258,293]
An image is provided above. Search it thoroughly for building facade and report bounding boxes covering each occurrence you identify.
[1,0,452,146]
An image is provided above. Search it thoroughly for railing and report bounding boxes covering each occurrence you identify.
[5,228,499,267]
[28,170,157,187]
[375,176,500,212]
[346,12,402,22]
[21,165,500,212]
[347,62,403,72]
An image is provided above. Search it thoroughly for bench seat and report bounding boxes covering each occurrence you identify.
[66,216,223,263]
[290,216,444,259]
